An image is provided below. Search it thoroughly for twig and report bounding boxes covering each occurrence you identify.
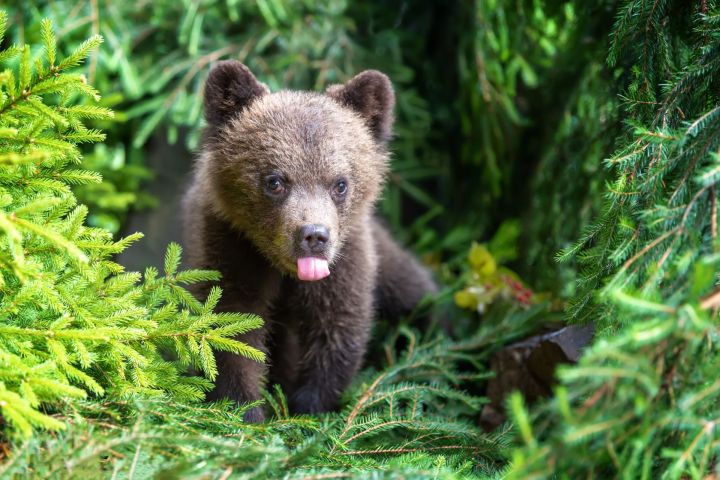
[678,421,715,466]
[578,383,611,415]
[620,227,679,273]
[298,474,352,479]
[340,445,480,456]
[57,2,93,36]
[89,0,100,84]
[711,186,717,243]
[700,289,720,310]
[163,45,238,109]
[128,444,141,480]
[668,116,720,204]
[343,372,388,430]
[342,420,414,446]
[657,184,712,269]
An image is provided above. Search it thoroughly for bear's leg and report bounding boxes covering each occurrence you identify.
[288,311,371,414]
[284,242,374,414]
[187,216,283,423]
[372,219,437,321]
[207,327,269,422]
[267,321,301,398]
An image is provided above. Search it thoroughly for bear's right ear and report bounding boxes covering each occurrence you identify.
[326,70,395,143]
[204,61,269,127]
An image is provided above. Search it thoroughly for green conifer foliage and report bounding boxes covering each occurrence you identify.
[0,12,263,439]
[0,311,542,478]
[508,1,720,476]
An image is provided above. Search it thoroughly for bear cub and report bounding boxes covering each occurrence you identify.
[183,61,436,422]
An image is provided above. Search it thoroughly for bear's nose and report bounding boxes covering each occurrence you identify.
[297,224,330,254]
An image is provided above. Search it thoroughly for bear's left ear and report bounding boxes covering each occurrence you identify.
[326,70,395,143]
[204,60,269,127]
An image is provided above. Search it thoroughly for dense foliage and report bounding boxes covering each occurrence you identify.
[8,1,447,240]
[509,1,720,477]
[0,13,262,439]
[1,0,720,478]
[0,312,543,478]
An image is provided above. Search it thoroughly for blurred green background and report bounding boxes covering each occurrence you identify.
[6,0,620,297]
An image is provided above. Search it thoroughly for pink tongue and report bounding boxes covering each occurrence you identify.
[297,257,330,281]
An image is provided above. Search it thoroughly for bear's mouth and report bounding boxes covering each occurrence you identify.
[296,257,330,281]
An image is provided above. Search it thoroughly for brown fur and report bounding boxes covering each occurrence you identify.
[182,61,436,421]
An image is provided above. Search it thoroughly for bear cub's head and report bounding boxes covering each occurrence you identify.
[199,61,394,281]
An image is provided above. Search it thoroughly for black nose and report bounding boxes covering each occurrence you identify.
[297,224,330,254]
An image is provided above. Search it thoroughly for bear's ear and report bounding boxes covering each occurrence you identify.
[326,70,395,142]
[204,60,269,127]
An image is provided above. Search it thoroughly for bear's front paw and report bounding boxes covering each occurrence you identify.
[242,405,266,423]
[289,386,330,415]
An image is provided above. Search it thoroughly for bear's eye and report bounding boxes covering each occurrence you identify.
[333,180,348,197]
[265,175,285,195]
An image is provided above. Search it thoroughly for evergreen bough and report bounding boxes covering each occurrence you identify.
[0,312,542,478]
[0,12,263,439]
[509,1,720,477]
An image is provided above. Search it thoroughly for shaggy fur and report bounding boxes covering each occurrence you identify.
[183,61,436,421]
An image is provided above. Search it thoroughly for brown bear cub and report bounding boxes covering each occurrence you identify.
[182,61,436,422]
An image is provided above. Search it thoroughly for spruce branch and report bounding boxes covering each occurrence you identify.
[0,13,264,439]
[513,2,720,477]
